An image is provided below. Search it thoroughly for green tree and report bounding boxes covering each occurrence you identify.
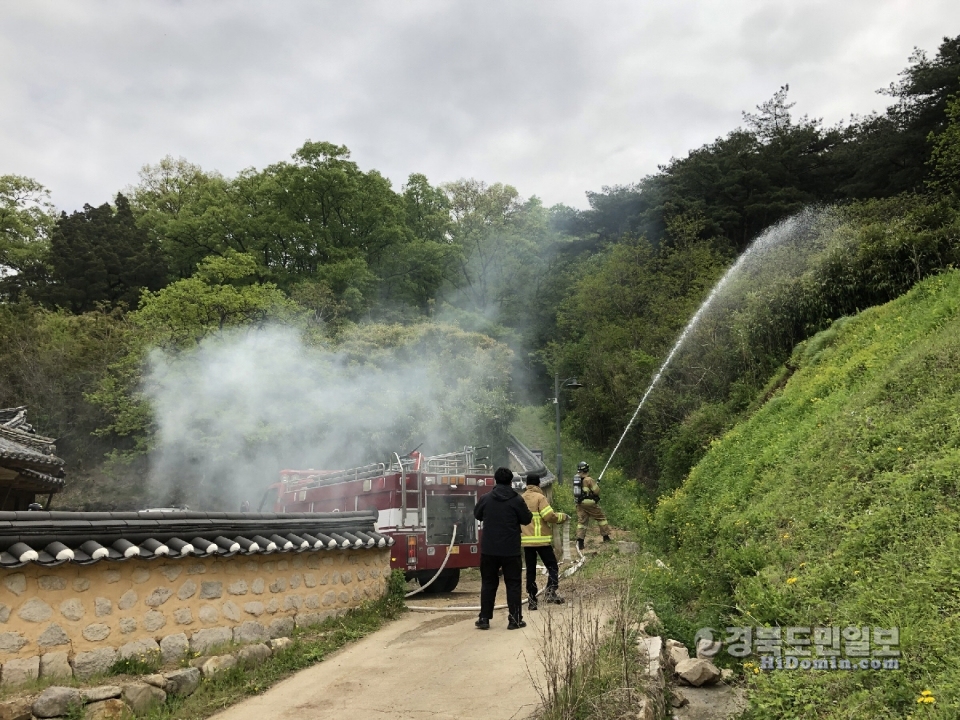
[128,156,230,280]
[88,252,302,458]
[928,93,960,196]
[0,175,56,300]
[39,194,168,312]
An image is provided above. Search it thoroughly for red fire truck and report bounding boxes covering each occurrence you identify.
[263,438,551,593]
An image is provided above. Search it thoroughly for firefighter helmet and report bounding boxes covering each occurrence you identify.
[577,461,589,473]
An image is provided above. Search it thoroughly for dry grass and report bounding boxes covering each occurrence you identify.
[528,560,646,720]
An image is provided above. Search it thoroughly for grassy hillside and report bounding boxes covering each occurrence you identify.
[638,270,960,718]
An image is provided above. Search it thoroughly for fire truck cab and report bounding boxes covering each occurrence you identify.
[266,447,498,593]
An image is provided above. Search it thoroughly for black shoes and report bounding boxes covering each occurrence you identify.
[544,592,565,605]
[602,535,611,543]
[577,538,585,551]
[507,619,527,630]
[528,598,538,611]
[475,617,490,630]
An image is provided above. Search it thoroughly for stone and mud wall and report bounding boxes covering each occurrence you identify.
[0,548,390,686]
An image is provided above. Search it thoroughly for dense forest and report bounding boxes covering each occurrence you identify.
[1,35,959,509]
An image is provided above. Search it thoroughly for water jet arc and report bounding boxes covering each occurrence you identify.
[596,213,812,480]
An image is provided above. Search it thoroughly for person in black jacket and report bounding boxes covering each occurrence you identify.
[474,467,533,630]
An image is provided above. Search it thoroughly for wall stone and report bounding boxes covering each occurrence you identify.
[0,632,27,653]
[221,602,241,622]
[3,573,26,596]
[199,581,222,599]
[159,633,188,663]
[159,566,181,582]
[118,638,159,660]
[38,623,69,648]
[189,627,232,654]
[39,650,72,679]
[95,597,113,617]
[145,588,173,607]
[82,624,111,642]
[59,598,84,622]
[0,547,390,686]
[19,598,53,623]
[71,648,117,681]
[0,655,39,686]
[117,590,137,610]
[176,580,197,601]
[38,576,66,591]
[143,611,166,632]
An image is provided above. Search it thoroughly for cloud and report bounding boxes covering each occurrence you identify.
[1,0,958,211]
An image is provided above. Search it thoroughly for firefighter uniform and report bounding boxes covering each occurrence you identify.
[574,466,610,548]
[520,477,567,607]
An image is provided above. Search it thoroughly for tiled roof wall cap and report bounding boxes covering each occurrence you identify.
[0,509,393,568]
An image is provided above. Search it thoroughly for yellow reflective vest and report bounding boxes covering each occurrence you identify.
[521,485,567,547]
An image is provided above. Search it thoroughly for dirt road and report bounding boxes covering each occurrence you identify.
[211,577,547,720]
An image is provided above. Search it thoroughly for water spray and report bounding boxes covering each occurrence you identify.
[597,211,824,480]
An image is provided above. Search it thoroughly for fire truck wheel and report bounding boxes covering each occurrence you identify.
[418,569,460,593]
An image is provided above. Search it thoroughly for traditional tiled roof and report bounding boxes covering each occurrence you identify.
[0,509,391,568]
[0,407,65,479]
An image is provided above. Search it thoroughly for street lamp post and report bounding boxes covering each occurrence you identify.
[553,374,582,485]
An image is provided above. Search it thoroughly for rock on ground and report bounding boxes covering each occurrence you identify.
[143,673,167,689]
[673,685,748,720]
[237,643,272,666]
[81,686,122,702]
[122,683,167,714]
[268,637,293,652]
[32,687,82,718]
[675,658,721,687]
[163,667,201,697]
[201,654,237,678]
[0,697,32,720]
[666,639,690,669]
[83,698,132,720]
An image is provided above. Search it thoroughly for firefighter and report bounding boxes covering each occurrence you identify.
[521,473,568,609]
[474,467,533,630]
[573,461,611,551]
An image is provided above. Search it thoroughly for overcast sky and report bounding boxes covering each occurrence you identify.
[2,1,958,212]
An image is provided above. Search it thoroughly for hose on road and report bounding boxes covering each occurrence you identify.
[406,542,587,612]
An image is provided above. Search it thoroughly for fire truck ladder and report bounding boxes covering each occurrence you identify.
[394,447,490,529]
[393,453,422,529]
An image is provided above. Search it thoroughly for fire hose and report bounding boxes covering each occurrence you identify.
[405,521,588,612]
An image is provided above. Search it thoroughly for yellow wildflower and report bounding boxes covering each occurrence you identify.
[786,577,798,585]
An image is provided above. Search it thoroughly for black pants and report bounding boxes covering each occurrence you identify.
[479,554,522,624]
[524,545,559,599]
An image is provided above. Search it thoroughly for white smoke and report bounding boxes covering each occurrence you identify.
[143,323,513,509]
